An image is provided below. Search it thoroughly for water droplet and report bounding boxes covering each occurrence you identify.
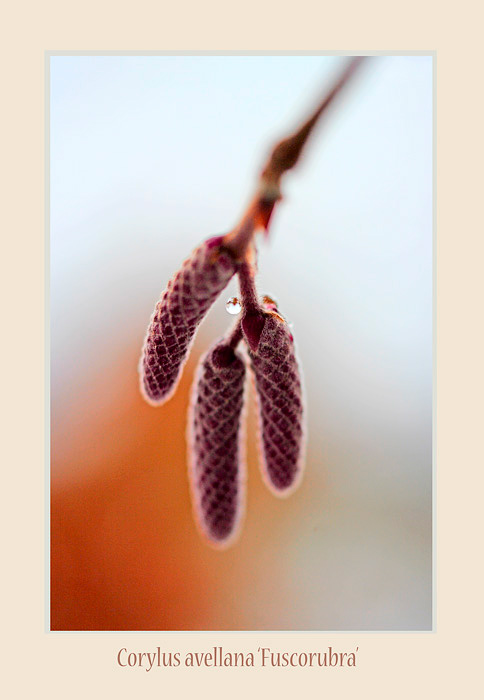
[261,294,278,310]
[225,297,241,315]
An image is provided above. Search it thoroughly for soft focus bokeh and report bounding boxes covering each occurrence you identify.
[50,55,432,630]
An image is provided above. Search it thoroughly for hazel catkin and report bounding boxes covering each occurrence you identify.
[245,305,305,495]
[139,236,239,405]
[187,330,247,546]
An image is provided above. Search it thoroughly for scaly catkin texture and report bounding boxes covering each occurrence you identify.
[246,310,305,495]
[139,236,238,405]
[187,335,246,546]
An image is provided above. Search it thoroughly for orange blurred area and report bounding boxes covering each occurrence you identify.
[51,339,299,630]
[51,332,431,631]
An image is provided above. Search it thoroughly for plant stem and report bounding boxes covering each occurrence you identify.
[237,259,260,313]
[227,321,243,350]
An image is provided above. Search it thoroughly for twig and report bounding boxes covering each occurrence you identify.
[223,56,366,259]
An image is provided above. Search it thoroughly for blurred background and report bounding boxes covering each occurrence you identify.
[50,55,432,631]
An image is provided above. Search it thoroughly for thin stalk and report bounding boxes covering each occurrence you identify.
[227,322,243,350]
[237,259,260,313]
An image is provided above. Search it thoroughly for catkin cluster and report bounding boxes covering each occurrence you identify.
[138,57,364,547]
[139,242,305,548]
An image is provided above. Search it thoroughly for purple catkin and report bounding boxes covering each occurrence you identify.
[139,236,239,405]
[187,333,246,547]
[245,307,305,495]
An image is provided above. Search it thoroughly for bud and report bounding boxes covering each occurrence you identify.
[187,329,246,547]
[139,236,239,405]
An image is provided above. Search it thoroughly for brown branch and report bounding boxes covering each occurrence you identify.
[223,56,366,260]
[261,56,365,185]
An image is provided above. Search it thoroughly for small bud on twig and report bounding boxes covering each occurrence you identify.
[223,57,366,252]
